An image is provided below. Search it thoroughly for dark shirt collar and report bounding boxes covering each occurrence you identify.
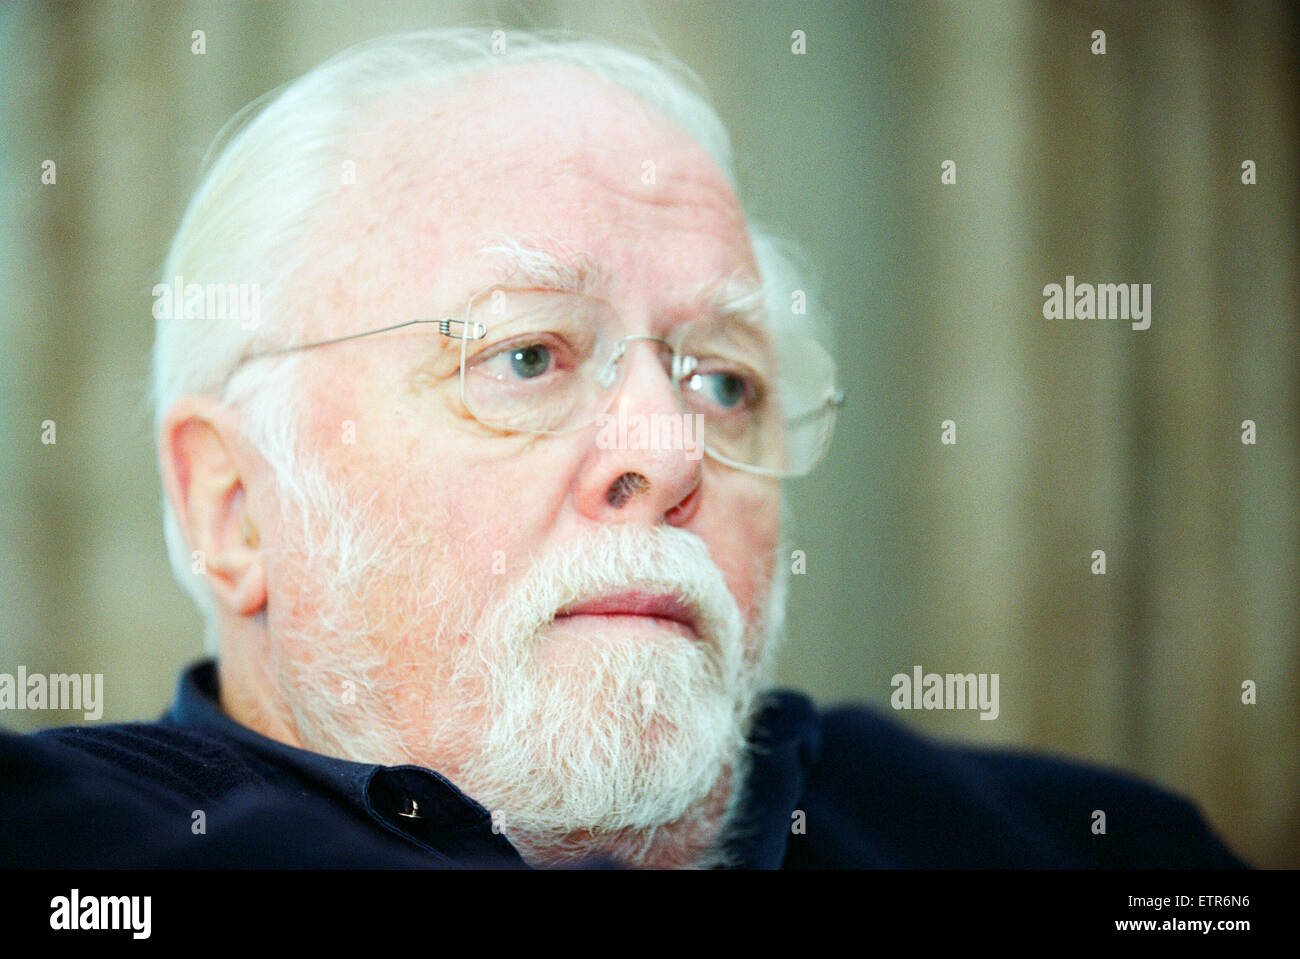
[164,659,822,868]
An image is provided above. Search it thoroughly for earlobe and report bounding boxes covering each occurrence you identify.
[229,523,268,616]
[159,398,268,618]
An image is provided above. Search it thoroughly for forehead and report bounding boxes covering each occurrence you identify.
[301,62,757,333]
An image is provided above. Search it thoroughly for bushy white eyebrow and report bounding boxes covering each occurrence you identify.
[474,237,606,295]
[474,237,767,328]
[699,272,767,325]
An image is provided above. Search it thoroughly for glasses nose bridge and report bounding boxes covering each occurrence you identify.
[597,332,679,391]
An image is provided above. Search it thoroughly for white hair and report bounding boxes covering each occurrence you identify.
[151,27,823,641]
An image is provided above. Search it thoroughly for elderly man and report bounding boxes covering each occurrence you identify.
[1,29,1244,870]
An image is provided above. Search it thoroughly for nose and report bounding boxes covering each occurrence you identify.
[572,337,703,527]
[595,334,671,389]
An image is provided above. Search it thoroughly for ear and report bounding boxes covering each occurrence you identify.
[159,397,268,617]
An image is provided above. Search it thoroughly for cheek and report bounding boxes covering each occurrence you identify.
[698,477,781,624]
[384,438,560,589]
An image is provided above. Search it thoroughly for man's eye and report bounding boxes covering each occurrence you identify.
[687,369,759,411]
[707,372,747,408]
[474,337,566,383]
[507,344,552,379]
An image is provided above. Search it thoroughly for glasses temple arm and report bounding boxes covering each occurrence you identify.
[784,389,845,428]
[240,317,468,362]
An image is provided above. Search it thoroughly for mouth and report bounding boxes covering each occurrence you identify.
[553,590,700,639]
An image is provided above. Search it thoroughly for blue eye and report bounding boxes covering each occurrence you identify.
[688,371,753,410]
[508,344,552,379]
[708,372,747,408]
[473,338,563,385]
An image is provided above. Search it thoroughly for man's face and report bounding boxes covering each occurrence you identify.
[250,64,783,866]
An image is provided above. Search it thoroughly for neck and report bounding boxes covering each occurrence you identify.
[216,619,304,749]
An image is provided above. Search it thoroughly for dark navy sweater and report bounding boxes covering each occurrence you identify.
[0,661,1246,869]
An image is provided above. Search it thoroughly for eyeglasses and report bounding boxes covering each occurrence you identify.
[240,286,844,477]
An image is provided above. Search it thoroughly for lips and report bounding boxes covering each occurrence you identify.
[555,590,699,636]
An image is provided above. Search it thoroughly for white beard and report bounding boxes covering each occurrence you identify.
[264,452,782,868]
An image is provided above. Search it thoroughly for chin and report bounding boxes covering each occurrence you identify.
[503,759,747,870]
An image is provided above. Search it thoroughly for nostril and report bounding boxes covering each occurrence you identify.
[665,473,702,525]
[606,472,650,508]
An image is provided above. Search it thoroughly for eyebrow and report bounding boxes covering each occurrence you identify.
[696,272,768,325]
[470,237,769,326]
[473,238,607,296]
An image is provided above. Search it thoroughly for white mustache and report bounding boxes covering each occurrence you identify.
[484,524,745,663]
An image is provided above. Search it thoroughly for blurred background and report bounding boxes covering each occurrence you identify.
[1,0,1295,867]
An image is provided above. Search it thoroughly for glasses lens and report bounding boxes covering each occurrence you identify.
[677,321,839,476]
[766,333,841,476]
[676,318,782,471]
[460,288,616,434]
[457,287,840,475]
